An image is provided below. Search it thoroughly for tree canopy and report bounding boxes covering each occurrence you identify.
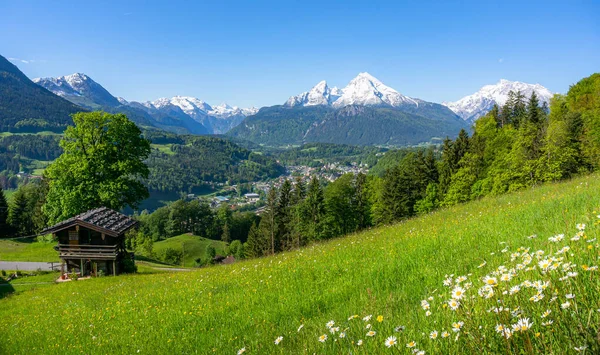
[43,111,151,223]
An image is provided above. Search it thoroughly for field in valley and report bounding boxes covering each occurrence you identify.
[150,233,228,267]
[0,239,58,262]
[0,174,599,354]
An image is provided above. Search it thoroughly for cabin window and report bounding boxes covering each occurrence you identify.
[68,230,79,241]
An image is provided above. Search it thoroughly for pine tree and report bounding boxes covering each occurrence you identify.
[276,179,293,250]
[489,104,501,127]
[354,173,371,230]
[454,129,470,159]
[291,176,306,205]
[0,186,9,237]
[290,176,306,249]
[438,137,455,195]
[8,189,29,236]
[245,222,267,258]
[439,131,469,197]
[261,186,279,255]
[527,92,541,125]
[221,223,231,244]
[512,90,527,127]
[300,176,325,241]
[498,102,512,127]
[418,148,439,188]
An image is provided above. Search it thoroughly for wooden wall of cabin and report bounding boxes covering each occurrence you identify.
[55,226,119,246]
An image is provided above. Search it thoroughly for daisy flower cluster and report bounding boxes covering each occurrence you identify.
[409,218,599,353]
[234,215,598,354]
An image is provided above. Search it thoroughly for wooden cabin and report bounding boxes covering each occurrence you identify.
[42,207,137,277]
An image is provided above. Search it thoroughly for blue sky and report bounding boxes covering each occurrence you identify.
[1,0,598,108]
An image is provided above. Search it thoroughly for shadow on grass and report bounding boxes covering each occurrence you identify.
[135,254,175,266]
[0,279,15,299]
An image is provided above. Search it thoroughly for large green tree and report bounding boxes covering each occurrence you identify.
[43,112,151,224]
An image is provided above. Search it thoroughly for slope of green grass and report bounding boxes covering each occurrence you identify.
[151,233,228,267]
[0,239,59,262]
[0,271,59,299]
[0,175,599,354]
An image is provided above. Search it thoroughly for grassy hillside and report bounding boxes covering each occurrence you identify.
[0,239,58,262]
[151,234,228,267]
[0,174,599,354]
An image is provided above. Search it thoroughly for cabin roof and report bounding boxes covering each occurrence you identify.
[42,207,138,237]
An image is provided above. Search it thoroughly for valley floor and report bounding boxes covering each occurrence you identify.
[0,174,599,354]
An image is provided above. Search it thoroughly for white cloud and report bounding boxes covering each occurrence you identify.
[7,57,46,64]
[498,58,504,63]
[9,57,32,64]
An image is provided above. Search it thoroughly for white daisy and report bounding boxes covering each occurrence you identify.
[384,336,397,348]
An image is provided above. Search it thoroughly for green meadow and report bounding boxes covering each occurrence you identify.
[0,174,599,354]
[150,233,228,267]
[0,239,58,262]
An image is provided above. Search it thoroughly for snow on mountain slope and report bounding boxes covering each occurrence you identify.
[285,80,342,107]
[332,72,419,108]
[210,103,258,119]
[134,96,257,134]
[149,96,212,121]
[285,72,420,109]
[443,79,554,122]
[33,73,121,108]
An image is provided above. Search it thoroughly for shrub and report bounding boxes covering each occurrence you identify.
[122,256,138,274]
[160,247,183,265]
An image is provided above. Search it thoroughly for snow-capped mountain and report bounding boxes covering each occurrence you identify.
[210,103,258,118]
[285,80,342,107]
[135,96,258,134]
[34,73,258,134]
[34,73,121,108]
[443,79,554,122]
[332,72,420,108]
[285,72,420,109]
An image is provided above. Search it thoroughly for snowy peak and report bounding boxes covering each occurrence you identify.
[285,80,341,107]
[144,96,257,120]
[333,72,418,108]
[150,96,213,118]
[31,72,257,135]
[210,103,258,118]
[33,72,120,108]
[443,79,554,122]
[285,72,419,109]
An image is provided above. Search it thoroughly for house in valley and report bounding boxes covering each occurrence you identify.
[244,193,260,203]
[42,207,137,277]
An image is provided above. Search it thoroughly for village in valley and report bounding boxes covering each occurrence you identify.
[205,161,370,213]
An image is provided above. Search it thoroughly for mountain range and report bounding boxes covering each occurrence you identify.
[228,73,469,146]
[442,79,554,122]
[33,73,258,134]
[0,52,556,146]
